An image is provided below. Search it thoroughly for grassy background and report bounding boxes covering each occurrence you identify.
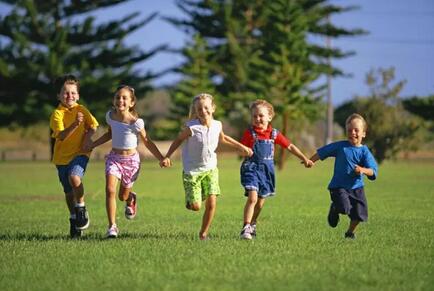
[0,158,433,291]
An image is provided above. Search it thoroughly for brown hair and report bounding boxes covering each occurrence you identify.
[250,99,275,118]
[54,74,80,94]
[114,85,138,118]
[188,93,216,120]
[345,113,367,131]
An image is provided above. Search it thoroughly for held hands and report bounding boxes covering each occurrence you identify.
[160,157,172,168]
[302,159,314,168]
[240,146,253,157]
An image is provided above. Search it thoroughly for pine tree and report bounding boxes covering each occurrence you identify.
[0,0,164,126]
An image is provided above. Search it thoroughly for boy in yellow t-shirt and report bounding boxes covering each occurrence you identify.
[50,74,98,238]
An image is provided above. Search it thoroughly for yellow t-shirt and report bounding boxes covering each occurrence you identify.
[50,103,99,165]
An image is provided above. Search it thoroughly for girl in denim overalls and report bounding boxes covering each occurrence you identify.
[239,100,313,240]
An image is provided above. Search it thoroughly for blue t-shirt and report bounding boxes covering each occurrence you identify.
[317,140,378,190]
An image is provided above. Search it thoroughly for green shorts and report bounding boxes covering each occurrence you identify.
[183,168,221,205]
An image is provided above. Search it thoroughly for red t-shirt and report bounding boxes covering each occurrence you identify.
[240,125,291,149]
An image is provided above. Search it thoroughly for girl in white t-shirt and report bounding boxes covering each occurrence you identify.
[162,93,252,240]
[89,85,165,238]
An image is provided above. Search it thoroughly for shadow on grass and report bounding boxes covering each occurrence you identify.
[0,231,197,242]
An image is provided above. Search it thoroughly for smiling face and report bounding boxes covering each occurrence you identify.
[346,118,366,146]
[113,88,135,113]
[194,97,215,125]
[58,84,79,109]
[251,105,273,130]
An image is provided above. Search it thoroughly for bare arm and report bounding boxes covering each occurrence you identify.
[354,165,374,177]
[139,128,165,163]
[57,112,84,141]
[309,152,320,163]
[287,144,314,168]
[219,131,253,157]
[81,127,97,152]
[89,128,112,150]
[160,127,191,167]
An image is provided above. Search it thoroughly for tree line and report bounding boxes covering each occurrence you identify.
[0,0,432,164]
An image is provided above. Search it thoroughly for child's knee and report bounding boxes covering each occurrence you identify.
[187,202,201,211]
[69,175,82,188]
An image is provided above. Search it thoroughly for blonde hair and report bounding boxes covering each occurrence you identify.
[345,113,367,131]
[188,93,216,120]
[114,85,138,118]
[250,99,275,118]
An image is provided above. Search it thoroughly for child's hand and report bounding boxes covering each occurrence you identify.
[240,146,253,157]
[302,159,314,168]
[354,165,363,175]
[160,157,171,168]
[76,111,84,125]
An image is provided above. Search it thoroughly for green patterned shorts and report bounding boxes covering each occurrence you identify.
[183,168,221,205]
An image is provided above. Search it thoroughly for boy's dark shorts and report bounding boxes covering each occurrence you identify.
[329,187,368,222]
[56,155,89,194]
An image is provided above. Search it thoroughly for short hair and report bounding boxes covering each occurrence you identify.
[54,74,80,94]
[250,99,275,118]
[345,113,367,131]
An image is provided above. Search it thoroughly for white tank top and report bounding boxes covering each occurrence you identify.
[106,111,144,150]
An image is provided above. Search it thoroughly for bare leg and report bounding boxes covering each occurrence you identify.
[251,197,265,225]
[69,175,84,204]
[65,191,76,214]
[118,185,132,202]
[106,175,118,227]
[199,195,216,239]
[243,190,258,224]
[347,220,360,233]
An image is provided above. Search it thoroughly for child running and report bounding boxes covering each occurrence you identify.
[239,99,313,240]
[309,113,378,239]
[161,93,253,240]
[88,85,165,238]
[50,74,99,238]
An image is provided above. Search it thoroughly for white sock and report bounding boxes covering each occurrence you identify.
[75,202,85,207]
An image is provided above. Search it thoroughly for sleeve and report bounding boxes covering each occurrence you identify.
[317,142,339,160]
[275,132,291,148]
[363,148,378,181]
[134,118,145,133]
[105,111,112,126]
[240,129,253,148]
[80,105,99,129]
[50,110,64,138]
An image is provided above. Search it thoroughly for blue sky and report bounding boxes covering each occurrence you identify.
[1,0,433,105]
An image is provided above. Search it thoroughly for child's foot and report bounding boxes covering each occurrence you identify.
[125,192,137,220]
[344,231,356,239]
[107,224,119,238]
[250,224,257,238]
[240,224,252,240]
[199,233,208,241]
[327,203,339,228]
[69,218,82,238]
[75,206,90,230]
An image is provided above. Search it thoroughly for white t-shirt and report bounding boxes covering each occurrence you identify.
[106,111,144,150]
[182,119,222,175]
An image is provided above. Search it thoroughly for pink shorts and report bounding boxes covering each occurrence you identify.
[105,151,141,188]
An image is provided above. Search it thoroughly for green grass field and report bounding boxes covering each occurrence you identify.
[0,158,433,291]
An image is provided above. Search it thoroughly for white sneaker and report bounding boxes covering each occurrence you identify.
[107,224,119,238]
[240,224,252,240]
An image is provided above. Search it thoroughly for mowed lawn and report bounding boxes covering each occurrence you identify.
[0,158,433,291]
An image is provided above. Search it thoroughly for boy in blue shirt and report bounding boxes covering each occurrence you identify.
[310,113,378,239]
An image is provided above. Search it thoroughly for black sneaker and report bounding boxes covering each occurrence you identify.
[327,203,339,228]
[69,218,82,238]
[75,206,90,230]
[344,231,356,239]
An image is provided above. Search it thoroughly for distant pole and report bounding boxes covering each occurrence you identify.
[325,16,333,144]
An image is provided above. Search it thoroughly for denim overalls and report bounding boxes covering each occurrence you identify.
[240,127,277,198]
